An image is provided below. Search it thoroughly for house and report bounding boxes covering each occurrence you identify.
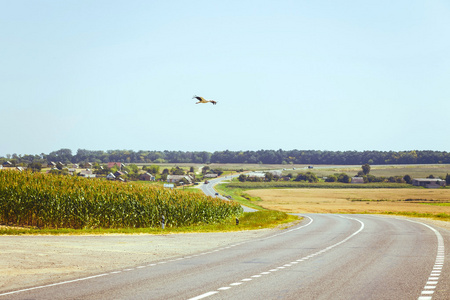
[204,173,218,178]
[106,173,116,180]
[412,178,446,188]
[114,171,125,177]
[140,172,156,181]
[267,170,282,177]
[351,177,364,184]
[47,161,56,168]
[72,164,79,169]
[167,175,194,184]
[246,172,266,179]
[107,162,125,169]
[2,161,12,167]
[78,169,96,178]
[16,166,24,172]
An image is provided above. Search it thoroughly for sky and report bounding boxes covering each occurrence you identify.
[1,0,449,156]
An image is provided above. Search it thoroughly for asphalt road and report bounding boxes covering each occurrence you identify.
[200,175,257,212]
[2,214,448,299]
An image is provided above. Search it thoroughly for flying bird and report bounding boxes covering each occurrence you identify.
[193,95,217,105]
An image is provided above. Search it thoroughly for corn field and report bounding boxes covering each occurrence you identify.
[0,171,243,229]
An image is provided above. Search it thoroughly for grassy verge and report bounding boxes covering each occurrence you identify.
[0,211,299,235]
[381,211,450,221]
[215,183,266,210]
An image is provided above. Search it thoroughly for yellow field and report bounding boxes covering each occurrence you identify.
[246,188,450,214]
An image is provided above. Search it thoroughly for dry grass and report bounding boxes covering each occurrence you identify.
[246,188,450,214]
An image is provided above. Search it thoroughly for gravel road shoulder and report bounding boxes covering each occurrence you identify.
[0,229,275,293]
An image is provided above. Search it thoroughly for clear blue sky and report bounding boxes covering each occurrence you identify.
[1,1,449,156]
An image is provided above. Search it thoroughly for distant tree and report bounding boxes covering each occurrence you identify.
[337,173,351,183]
[427,175,435,179]
[403,174,412,184]
[294,172,318,183]
[27,161,42,172]
[143,165,160,174]
[362,164,371,175]
[265,172,274,182]
[366,174,377,183]
[10,159,18,167]
[171,167,185,175]
[325,175,337,182]
[238,174,247,182]
[202,166,210,174]
[446,174,450,185]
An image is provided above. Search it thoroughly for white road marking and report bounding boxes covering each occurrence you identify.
[188,215,366,300]
[0,274,109,297]
[421,291,434,295]
[187,291,218,300]
[403,219,445,300]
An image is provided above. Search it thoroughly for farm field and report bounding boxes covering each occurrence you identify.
[144,163,450,178]
[281,164,450,179]
[246,188,450,215]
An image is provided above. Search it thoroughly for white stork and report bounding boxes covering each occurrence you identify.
[192,95,217,105]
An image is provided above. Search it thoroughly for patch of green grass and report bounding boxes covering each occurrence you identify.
[421,203,450,206]
[0,211,300,235]
[381,211,450,221]
[215,184,267,210]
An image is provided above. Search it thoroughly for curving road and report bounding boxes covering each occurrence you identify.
[201,175,257,212]
[1,214,448,299]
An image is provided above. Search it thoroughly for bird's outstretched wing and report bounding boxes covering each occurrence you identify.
[192,95,205,101]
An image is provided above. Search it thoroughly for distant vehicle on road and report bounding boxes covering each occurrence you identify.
[204,180,209,184]
[215,192,219,196]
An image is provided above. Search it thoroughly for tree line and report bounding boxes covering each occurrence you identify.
[2,149,450,166]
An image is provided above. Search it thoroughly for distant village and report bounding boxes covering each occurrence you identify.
[0,161,223,186]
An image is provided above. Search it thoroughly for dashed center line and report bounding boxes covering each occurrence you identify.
[188,215,365,300]
[402,219,445,300]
